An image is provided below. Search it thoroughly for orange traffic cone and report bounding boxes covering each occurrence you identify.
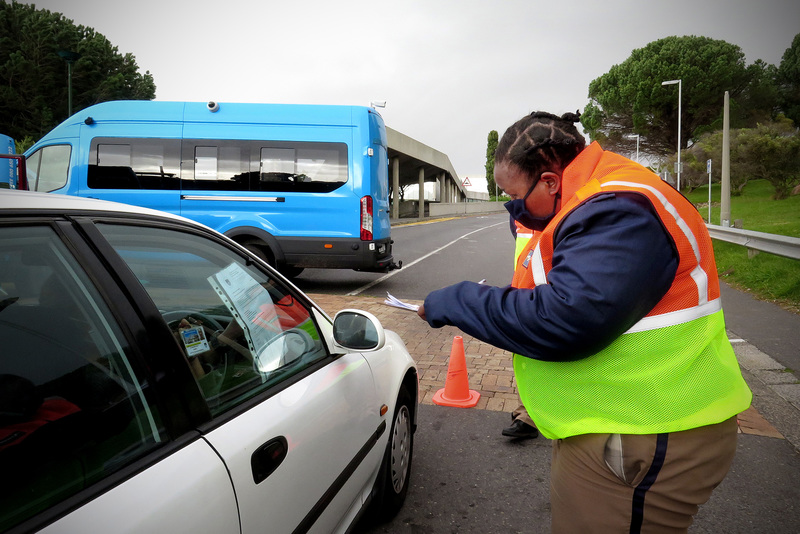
[433,336,480,408]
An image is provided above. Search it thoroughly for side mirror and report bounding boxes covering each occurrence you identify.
[332,309,385,351]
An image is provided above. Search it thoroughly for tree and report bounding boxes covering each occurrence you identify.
[485,130,498,197]
[737,119,800,199]
[673,129,749,195]
[671,117,799,198]
[0,2,155,143]
[582,36,773,158]
[777,33,800,126]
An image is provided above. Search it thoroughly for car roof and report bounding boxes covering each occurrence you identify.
[0,189,192,224]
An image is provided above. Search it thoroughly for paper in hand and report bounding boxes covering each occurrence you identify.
[384,292,420,312]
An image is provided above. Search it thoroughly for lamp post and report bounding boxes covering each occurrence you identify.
[661,79,682,191]
[626,134,640,163]
[58,50,81,117]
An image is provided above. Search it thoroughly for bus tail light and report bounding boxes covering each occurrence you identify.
[360,195,373,241]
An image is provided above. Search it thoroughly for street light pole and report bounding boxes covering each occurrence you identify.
[662,79,682,191]
[626,134,640,163]
[58,50,81,117]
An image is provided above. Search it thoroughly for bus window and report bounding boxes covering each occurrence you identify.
[255,142,347,193]
[192,145,248,186]
[195,146,219,179]
[26,145,71,192]
[97,144,132,166]
[89,139,180,190]
[180,140,347,194]
[260,148,295,176]
[297,147,344,183]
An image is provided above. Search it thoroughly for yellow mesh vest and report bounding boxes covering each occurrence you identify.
[514,310,751,439]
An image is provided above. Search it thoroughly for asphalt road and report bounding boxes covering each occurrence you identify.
[350,405,800,534]
[293,213,516,300]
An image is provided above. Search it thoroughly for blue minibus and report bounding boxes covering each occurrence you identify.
[23,100,399,276]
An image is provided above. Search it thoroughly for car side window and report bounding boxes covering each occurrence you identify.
[0,226,164,532]
[95,224,329,416]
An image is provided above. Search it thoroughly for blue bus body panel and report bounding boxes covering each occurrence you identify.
[2,134,16,188]
[23,100,393,271]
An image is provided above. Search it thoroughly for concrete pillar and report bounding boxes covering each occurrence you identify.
[721,91,731,227]
[439,172,445,203]
[418,167,425,219]
[391,157,400,219]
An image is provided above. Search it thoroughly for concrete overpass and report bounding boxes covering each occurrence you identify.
[386,126,471,219]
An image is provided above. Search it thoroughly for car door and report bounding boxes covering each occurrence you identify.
[0,220,239,534]
[93,221,383,533]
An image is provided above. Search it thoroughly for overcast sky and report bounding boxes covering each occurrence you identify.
[25,0,800,188]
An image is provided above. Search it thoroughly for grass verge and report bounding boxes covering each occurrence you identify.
[686,179,800,314]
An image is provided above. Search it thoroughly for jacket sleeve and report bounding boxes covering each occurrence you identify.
[422,192,679,362]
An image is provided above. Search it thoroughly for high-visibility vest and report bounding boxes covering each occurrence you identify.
[513,220,536,268]
[511,142,751,439]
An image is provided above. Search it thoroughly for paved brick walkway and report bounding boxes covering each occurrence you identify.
[308,292,781,437]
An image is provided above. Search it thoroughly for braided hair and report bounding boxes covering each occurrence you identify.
[495,111,586,178]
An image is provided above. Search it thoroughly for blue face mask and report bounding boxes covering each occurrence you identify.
[504,177,559,232]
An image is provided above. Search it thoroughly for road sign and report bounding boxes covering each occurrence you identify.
[462,177,472,187]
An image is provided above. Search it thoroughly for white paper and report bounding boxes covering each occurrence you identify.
[383,292,419,312]
[208,263,279,356]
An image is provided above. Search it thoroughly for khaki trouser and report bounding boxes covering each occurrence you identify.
[550,416,739,533]
[512,403,536,427]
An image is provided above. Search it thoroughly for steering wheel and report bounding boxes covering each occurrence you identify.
[163,310,247,352]
[162,310,233,391]
[253,328,314,374]
[163,309,224,330]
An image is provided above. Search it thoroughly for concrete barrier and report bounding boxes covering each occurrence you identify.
[428,202,506,217]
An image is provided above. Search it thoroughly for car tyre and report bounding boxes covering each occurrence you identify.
[367,388,413,524]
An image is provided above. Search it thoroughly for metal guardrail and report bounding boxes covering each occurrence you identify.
[706,224,800,260]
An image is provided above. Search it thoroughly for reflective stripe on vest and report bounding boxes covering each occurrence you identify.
[602,179,709,307]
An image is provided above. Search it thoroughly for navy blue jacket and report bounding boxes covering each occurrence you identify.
[423,192,679,362]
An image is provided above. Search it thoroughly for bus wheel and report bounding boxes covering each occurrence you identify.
[242,241,275,269]
[279,265,304,279]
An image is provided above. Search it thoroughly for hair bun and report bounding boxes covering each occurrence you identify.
[561,110,581,123]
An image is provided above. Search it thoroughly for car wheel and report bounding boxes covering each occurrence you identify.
[369,388,413,522]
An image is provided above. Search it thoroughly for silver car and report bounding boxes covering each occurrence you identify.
[0,190,417,533]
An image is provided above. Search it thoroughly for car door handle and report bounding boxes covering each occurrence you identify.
[251,436,288,484]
